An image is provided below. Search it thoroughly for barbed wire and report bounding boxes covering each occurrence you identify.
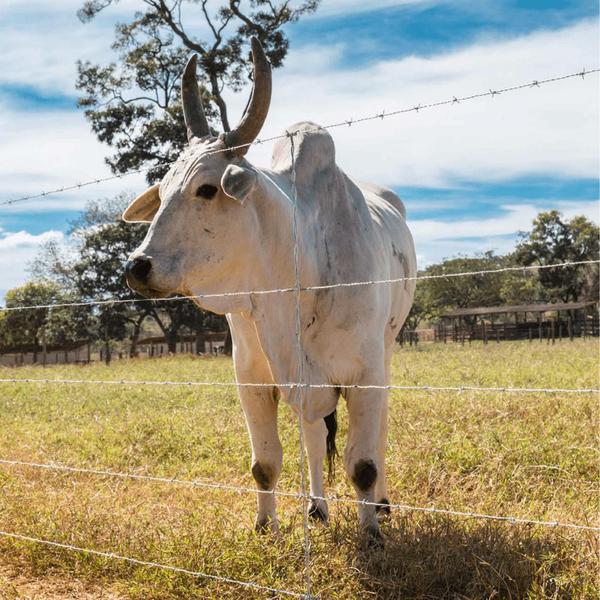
[0,259,597,313]
[0,458,300,498]
[1,458,597,532]
[2,67,597,207]
[0,377,596,394]
[0,530,311,598]
[289,133,314,597]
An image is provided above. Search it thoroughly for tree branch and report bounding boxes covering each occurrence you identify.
[146,0,206,55]
[228,0,262,33]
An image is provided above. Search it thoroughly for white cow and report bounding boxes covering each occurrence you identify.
[124,38,416,541]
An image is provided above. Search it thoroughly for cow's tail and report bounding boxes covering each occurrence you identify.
[324,409,338,484]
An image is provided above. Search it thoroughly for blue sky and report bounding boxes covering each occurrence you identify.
[0,0,598,299]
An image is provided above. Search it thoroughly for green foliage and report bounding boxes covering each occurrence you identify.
[76,0,320,183]
[407,252,532,326]
[514,211,599,302]
[0,282,90,351]
[406,211,598,329]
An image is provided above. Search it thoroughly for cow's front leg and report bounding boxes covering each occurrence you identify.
[344,387,386,542]
[239,386,283,533]
[302,417,329,523]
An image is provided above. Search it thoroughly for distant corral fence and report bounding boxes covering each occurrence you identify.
[0,68,599,599]
[435,300,599,344]
[0,332,228,367]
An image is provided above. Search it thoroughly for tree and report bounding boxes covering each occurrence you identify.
[0,282,91,361]
[514,211,599,302]
[415,253,509,322]
[76,0,319,183]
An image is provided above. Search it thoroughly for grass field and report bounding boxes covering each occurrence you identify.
[0,340,597,599]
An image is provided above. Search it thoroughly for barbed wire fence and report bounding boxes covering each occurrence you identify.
[2,67,597,208]
[0,66,599,598]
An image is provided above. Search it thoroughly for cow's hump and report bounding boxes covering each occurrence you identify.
[271,122,336,186]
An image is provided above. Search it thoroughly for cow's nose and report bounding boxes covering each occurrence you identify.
[126,256,152,284]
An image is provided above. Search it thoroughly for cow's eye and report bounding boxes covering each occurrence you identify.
[196,184,218,199]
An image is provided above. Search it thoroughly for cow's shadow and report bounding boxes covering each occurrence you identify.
[313,509,594,599]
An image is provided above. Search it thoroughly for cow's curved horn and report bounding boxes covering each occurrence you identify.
[224,37,272,156]
[181,54,210,141]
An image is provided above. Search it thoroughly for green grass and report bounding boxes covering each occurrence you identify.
[0,340,598,599]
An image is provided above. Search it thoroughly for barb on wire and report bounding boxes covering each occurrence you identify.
[0,530,309,598]
[3,67,598,207]
[1,259,597,314]
[0,377,596,394]
[1,459,597,532]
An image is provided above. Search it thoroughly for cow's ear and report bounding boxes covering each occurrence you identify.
[221,164,257,204]
[122,184,161,222]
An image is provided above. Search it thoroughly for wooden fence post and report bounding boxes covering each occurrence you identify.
[42,329,47,367]
[558,321,562,341]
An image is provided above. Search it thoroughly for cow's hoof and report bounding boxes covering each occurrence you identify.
[363,525,385,550]
[255,517,269,534]
[308,501,328,523]
[254,516,278,534]
[375,498,391,518]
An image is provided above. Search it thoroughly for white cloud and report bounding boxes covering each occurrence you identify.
[0,229,64,300]
[0,229,63,250]
[0,104,147,210]
[241,18,599,187]
[413,200,599,265]
[315,0,433,17]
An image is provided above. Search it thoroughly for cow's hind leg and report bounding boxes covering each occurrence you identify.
[344,386,386,543]
[375,343,395,517]
[302,417,329,523]
[374,394,390,517]
[240,386,283,533]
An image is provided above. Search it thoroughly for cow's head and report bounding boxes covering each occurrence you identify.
[123,37,271,306]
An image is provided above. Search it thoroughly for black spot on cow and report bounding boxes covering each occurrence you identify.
[352,459,377,491]
[389,316,396,330]
[251,461,273,490]
[391,243,401,259]
[306,314,316,329]
[324,239,332,271]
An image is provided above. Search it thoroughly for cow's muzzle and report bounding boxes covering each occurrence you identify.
[125,256,175,298]
[126,256,152,285]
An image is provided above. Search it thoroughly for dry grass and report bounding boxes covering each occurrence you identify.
[0,340,598,599]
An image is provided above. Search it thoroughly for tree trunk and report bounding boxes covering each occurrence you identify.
[195,332,205,354]
[129,314,146,358]
[104,322,111,365]
[166,330,178,354]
